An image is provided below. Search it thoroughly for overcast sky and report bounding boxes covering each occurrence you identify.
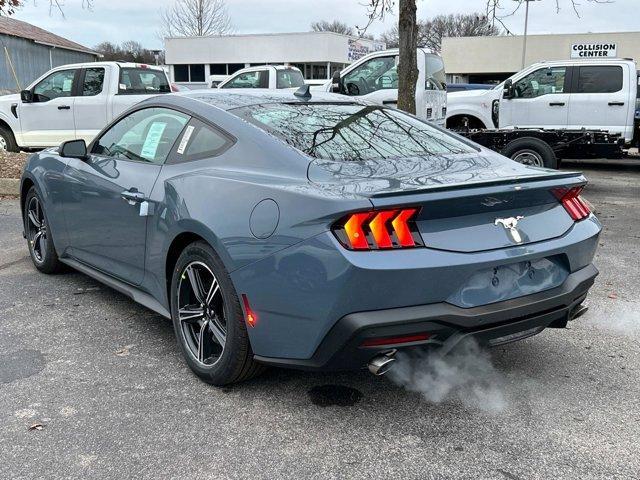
[13,0,638,50]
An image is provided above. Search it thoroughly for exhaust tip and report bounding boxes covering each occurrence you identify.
[570,304,589,321]
[368,353,396,376]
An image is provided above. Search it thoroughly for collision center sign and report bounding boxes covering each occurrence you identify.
[571,43,617,58]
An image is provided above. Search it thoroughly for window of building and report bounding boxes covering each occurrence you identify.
[189,64,205,82]
[576,66,623,93]
[210,64,227,75]
[174,65,189,82]
[227,63,245,74]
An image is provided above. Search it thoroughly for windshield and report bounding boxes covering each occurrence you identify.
[232,103,476,161]
[276,69,304,88]
[119,68,170,95]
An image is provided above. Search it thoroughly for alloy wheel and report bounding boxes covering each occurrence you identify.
[26,196,47,263]
[512,149,545,167]
[0,135,7,152]
[177,261,227,366]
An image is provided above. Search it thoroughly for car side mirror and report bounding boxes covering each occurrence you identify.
[59,139,87,160]
[20,90,33,103]
[503,79,514,99]
[331,69,342,93]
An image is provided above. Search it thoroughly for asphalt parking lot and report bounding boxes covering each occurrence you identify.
[1,159,639,480]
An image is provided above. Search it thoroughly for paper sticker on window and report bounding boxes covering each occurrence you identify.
[140,122,167,160]
[63,79,73,92]
[176,125,195,154]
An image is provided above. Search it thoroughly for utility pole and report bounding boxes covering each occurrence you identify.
[520,0,536,69]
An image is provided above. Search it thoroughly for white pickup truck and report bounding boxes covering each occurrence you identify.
[447,58,639,145]
[217,65,305,89]
[322,48,448,126]
[0,62,172,152]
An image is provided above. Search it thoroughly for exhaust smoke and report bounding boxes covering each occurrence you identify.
[388,339,508,413]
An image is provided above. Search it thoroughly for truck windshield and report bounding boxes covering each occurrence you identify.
[231,103,475,161]
[119,67,170,95]
[276,69,304,88]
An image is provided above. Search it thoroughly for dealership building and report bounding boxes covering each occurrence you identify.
[165,32,385,87]
[442,31,640,84]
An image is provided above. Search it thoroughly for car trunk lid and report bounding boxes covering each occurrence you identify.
[309,152,586,253]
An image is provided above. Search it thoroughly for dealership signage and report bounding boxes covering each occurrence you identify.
[571,42,617,58]
[347,39,385,61]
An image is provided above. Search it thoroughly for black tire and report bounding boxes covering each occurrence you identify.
[170,241,264,385]
[23,187,64,274]
[0,124,19,153]
[502,137,558,169]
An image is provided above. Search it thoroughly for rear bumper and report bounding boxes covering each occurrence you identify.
[253,263,597,371]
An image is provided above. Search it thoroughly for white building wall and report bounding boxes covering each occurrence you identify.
[165,32,384,65]
[443,31,640,76]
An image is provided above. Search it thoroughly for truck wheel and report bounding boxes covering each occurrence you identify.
[502,137,557,169]
[0,125,19,153]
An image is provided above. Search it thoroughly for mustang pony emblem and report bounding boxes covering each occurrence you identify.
[495,216,525,243]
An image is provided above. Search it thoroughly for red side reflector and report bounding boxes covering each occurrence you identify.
[241,294,257,327]
[361,333,431,347]
[553,186,591,221]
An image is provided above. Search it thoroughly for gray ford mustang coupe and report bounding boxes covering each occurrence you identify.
[21,89,600,385]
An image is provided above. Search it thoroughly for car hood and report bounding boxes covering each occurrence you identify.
[0,93,20,105]
[307,149,570,198]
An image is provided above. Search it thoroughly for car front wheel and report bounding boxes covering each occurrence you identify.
[170,241,263,385]
[24,187,63,274]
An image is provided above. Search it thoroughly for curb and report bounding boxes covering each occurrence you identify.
[0,178,20,196]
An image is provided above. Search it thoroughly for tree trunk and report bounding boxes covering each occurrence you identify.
[397,0,418,114]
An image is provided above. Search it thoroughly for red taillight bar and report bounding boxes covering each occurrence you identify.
[361,333,431,347]
[333,208,424,251]
[553,186,591,221]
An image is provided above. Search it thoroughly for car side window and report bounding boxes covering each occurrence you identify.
[92,107,189,165]
[222,70,269,89]
[576,66,623,93]
[33,69,77,102]
[172,118,233,162]
[514,67,567,99]
[82,68,105,96]
[342,56,397,96]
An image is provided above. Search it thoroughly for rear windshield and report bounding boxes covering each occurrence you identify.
[276,69,304,89]
[119,67,170,95]
[232,103,475,161]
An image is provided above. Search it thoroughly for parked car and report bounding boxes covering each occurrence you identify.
[446,58,638,145]
[446,83,494,93]
[322,48,448,126]
[21,89,600,385]
[217,65,304,89]
[0,62,172,152]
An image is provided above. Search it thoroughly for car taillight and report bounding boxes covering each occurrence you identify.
[554,186,591,221]
[332,208,423,250]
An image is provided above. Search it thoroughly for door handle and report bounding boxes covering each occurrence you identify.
[121,190,145,204]
[58,105,71,110]
[549,102,565,106]
[608,102,625,106]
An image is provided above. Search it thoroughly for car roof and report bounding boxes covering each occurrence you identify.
[178,89,362,111]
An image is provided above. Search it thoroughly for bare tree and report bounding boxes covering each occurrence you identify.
[311,20,355,36]
[360,0,419,115]
[161,0,233,38]
[1,0,94,16]
[381,13,502,51]
[95,40,165,64]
